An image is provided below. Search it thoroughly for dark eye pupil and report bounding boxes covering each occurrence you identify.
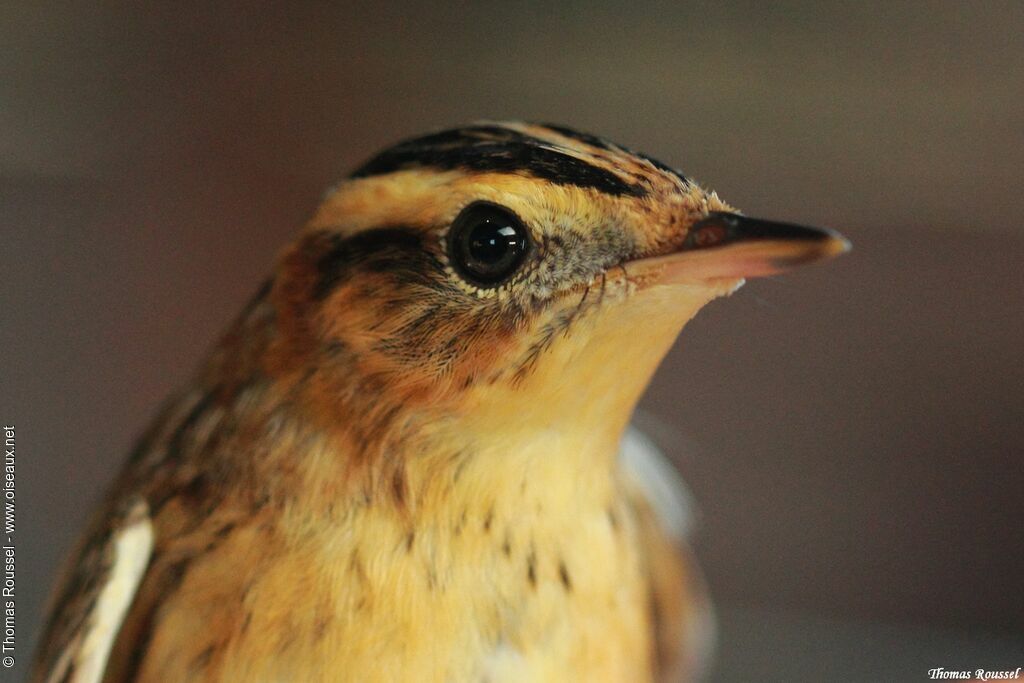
[449,203,530,286]
[469,225,520,264]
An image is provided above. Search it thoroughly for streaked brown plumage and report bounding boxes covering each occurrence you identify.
[33,122,847,682]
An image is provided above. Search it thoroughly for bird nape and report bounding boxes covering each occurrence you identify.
[33,121,847,683]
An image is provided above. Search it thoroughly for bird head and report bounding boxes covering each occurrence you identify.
[268,122,848,455]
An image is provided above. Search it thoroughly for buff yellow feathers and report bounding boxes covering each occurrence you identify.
[33,122,846,683]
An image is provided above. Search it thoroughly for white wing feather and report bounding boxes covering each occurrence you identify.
[45,499,153,683]
[619,425,715,682]
[619,425,697,541]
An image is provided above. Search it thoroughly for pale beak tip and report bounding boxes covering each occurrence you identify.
[818,231,852,258]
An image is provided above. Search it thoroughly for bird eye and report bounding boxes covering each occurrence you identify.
[447,202,531,287]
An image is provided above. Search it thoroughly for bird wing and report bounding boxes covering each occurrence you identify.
[33,497,154,683]
[619,427,715,683]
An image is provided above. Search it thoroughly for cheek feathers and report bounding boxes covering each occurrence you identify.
[533,223,633,293]
[272,227,528,395]
[270,219,617,411]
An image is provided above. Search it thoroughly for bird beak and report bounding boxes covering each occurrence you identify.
[631,211,850,284]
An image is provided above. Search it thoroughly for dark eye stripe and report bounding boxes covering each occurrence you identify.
[352,126,648,198]
[310,227,438,301]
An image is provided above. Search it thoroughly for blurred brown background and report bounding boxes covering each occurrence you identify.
[3,2,1023,680]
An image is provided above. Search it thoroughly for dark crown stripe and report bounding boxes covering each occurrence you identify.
[538,123,614,151]
[541,123,689,186]
[352,125,647,198]
[379,125,531,152]
[633,152,688,185]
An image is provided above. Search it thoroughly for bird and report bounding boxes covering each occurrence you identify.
[31,121,848,683]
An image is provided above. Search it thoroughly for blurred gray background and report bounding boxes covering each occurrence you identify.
[3,2,1023,681]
